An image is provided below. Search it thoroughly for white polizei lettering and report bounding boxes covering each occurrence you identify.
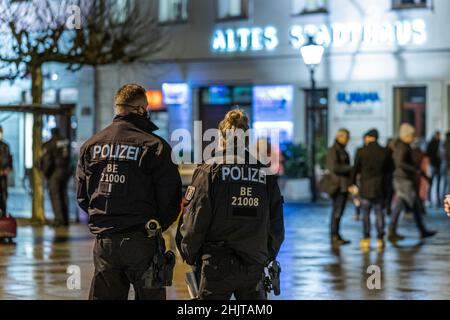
[222,166,231,180]
[93,145,102,159]
[101,145,110,158]
[231,167,241,180]
[119,145,128,159]
[112,145,120,159]
[221,166,267,184]
[251,168,258,181]
[134,147,140,161]
[127,146,135,160]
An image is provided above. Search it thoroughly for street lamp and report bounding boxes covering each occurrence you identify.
[300,36,324,202]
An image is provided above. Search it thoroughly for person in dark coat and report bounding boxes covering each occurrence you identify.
[326,129,352,246]
[41,127,71,226]
[384,138,396,215]
[351,129,389,249]
[426,131,442,205]
[389,124,436,241]
[444,132,450,195]
[0,126,13,216]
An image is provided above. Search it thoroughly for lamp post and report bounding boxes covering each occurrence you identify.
[300,36,324,202]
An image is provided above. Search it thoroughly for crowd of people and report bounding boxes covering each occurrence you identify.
[324,124,450,249]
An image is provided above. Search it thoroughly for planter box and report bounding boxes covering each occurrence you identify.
[280,178,311,202]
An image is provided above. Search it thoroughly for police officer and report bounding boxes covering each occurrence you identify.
[0,126,13,216]
[41,127,71,226]
[178,109,285,300]
[76,84,182,300]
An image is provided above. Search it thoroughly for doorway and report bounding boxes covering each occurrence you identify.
[394,86,427,138]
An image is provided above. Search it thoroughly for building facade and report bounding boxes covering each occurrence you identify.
[1,0,450,186]
[97,0,450,157]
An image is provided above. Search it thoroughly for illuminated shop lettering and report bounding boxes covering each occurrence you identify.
[212,19,427,52]
[212,26,279,52]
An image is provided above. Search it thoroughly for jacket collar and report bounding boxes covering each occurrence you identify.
[113,113,159,133]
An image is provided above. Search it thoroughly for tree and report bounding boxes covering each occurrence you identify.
[0,0,163,223]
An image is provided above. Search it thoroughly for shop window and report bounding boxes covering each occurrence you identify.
[159,0,189,24]
[292,0,328,15]
[392,0,432,10]
[217,0,249,21]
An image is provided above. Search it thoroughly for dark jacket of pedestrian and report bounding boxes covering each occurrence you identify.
[326,141,352,193]
[393,140,418,183]
[0,141,13,173]
[426,137,441,169]
[352,141,389,200]
[444,137,450,169]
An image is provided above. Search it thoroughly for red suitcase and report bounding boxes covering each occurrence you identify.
[0,213,17,243]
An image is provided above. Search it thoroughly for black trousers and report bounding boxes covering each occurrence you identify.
[331,192,348,238]
[428,165,441,203]
[0,175,7,215]
[390,196,427,235]
[89,232,166,300]
[361,199,385,239]
[48,172,69,225]
[199,251,266,300]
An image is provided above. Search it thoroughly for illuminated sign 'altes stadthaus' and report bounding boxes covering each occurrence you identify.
[212,19,427,53]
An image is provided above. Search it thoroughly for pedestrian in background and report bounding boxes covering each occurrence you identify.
[443,132,450,195]
[0,126,13,216]
[426,131,442,206]
[412,139,430,215]
[389,124,436,241]
[384,138,396,216]
[351,129,389,250]
[40,128,71,227]
[326,129,352,246]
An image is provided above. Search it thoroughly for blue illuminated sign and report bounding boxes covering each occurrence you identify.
[162,83,189,105]
[336,92,381,105]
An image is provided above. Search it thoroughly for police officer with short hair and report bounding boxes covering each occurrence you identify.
[76,84,182,300]
[41,127,71,226]
[178,109,285,300]
[0,126,13,216]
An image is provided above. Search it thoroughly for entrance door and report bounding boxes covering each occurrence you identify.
[394,87,427,138]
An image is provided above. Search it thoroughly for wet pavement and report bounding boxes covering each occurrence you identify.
[1,202,449,300]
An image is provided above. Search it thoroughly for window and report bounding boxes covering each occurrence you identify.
[392,0,432,9]
[159,0,189,24]
[292,0,328,15]
[217,0,249,21]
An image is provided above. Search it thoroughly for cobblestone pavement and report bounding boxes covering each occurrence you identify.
[1,202,449,300]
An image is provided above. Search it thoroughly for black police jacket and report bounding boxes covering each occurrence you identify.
[351,142,390,200]
[76,113,182,235]
[41,137,71,179]
[178,151,285,266]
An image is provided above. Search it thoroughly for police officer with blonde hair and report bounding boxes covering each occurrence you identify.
[178,108,285,300]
